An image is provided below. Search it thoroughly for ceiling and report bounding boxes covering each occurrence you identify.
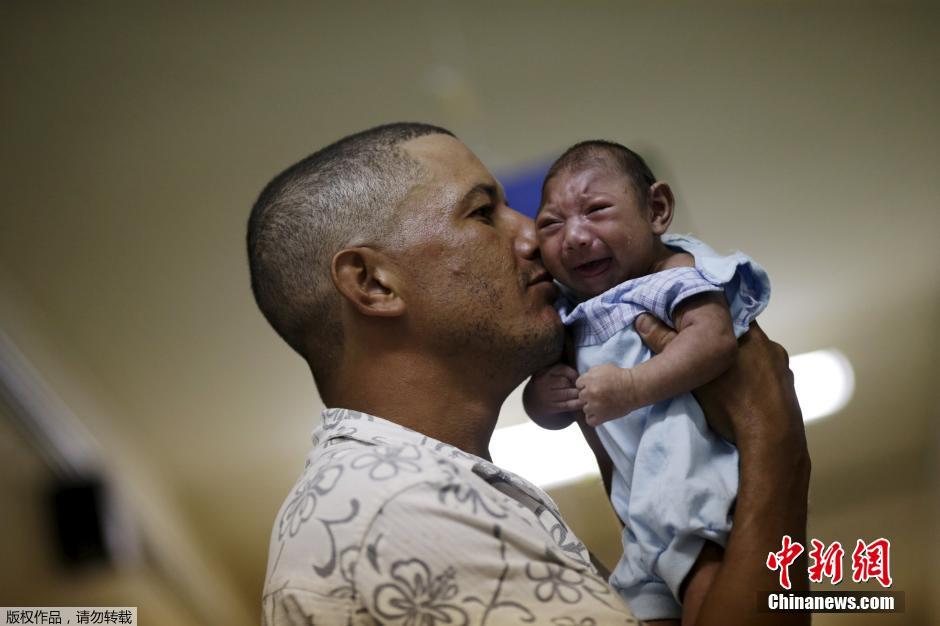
[1,2,938,624]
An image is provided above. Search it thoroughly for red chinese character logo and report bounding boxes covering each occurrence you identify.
[851,538,892,587]
[766,534,804,589]
[808,539,845,584]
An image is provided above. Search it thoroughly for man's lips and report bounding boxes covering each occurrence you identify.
[526,270,553,287]
[571,257,611,278]
[526,270,558,299]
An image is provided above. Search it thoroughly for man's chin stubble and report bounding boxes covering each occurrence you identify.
[516,319,564,376]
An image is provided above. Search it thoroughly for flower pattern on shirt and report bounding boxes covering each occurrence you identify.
[327,545,360,600]
[374,559,469,626]
[350,444,423,480]
[552,618,597,626]
[526,562,586,604]
[262,408,638,625]
[436,459,509,519]
[278,463,343,539]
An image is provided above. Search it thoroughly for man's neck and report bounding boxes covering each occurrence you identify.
[328,350,511,460]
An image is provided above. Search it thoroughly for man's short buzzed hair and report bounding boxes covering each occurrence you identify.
[247,122,454,397]
[542,139,657,207]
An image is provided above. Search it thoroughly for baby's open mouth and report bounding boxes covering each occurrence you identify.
[573,257,611,278]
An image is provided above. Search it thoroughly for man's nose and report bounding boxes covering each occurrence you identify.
[563,219,591,250]
[509,210,539,260]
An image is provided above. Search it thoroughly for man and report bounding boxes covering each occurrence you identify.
[248,123,810,625]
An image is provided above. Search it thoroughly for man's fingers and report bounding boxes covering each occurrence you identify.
[634,314,677,355]
[551,388,580,402]
[743,321,793,380]
[774,343,794,384]
[561,398,585,411]
[743,319,768,343]
[550,364,580,385]
[548,376,579,391]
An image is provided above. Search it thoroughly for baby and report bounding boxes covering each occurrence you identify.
[524,140,770,621]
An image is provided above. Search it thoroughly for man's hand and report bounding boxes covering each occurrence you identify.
[523,363,583,429]
[576,364,640,426]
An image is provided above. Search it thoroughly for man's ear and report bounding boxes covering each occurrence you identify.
[647,181,676,235]
[331,247,405,317]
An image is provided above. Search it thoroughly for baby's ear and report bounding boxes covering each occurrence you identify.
[647,181,676,235]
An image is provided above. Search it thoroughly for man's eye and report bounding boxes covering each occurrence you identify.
[472,205,495,223]
[587,204,611,214]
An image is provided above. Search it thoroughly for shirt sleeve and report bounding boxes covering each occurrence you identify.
[629,267,724,329]
[353,480,641,625]
[262,587,353,626]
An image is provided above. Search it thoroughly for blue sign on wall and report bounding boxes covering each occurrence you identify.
[499,161,551,219]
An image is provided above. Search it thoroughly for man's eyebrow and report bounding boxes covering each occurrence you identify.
[460,183,498,207]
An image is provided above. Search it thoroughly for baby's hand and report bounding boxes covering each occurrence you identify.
[577,364,639,426]
[523,363,584,425]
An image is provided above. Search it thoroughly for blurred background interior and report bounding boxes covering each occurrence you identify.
[1,2,938,624]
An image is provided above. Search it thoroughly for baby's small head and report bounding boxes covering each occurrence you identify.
[536,140,675,299]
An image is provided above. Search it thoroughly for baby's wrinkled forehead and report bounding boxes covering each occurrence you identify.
[538,159,633,214]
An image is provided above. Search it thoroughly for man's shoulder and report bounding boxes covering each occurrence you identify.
[262,435,499,591]
[261,434,634,625]
[274,436,461,538]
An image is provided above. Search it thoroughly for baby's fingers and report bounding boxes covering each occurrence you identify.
[548,386,583,413]
[582,400,608,426]
[585,412,614,427]
[583,405,601,426]
[551,364,580,386]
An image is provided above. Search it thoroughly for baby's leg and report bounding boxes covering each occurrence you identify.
[613,395,738,620]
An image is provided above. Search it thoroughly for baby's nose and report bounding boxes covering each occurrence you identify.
[563,221,592,248]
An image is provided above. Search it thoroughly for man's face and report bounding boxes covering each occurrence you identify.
[536,164,658,299]
[393,134,563,377]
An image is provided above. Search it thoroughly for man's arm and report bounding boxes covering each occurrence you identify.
[635,315,811,626]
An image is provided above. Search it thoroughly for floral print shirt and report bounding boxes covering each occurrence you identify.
[262,408,639,625]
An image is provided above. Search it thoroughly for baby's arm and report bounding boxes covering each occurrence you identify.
[523,363,584,430]
[578,292,737,426]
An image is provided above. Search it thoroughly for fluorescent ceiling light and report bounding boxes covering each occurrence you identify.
[489,421,597,489]
[492,348,853,488]
[790,348,854,423]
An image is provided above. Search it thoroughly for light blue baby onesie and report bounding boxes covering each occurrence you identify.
[557,234,770,620]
